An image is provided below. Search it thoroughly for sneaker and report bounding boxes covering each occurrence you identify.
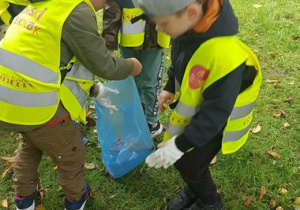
[148,121,163,138]
[184,197,225,210]
[14,193,35,210]
[65,182,91,210]
[168,186,197,210]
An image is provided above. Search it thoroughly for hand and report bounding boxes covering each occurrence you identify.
[158,90,175,113]
[94,82,119,112]
[145,136,184,169]
[129,57,142,76]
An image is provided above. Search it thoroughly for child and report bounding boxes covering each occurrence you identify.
[138,0,262,209]
[102,0,170,138]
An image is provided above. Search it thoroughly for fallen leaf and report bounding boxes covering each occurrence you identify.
[275,206,283,210]
[251,124,262,134]
[288,81,295,85]
[259,185,266,200]
[38,188,46,199]
[253,4,263,8]
[0,156,14,163]
[283,97,293,103]
[273,110,287,118]
[35,204,46,210]
[266,79,279,84]
[16,133,23,141]
[269,198,276,209]
[2,165,12,179]
[53,166,58,171]
[294,197,300,207]
[109,194,116,199]
[1,199,8,208]
[266,149,281,159]
[283,122,290,128]
[278,188,287,195]
[245,196,252,206]
[210,156,217,165]
[84,162,95,170]
[93,129,97,133]
[267,50,279,55]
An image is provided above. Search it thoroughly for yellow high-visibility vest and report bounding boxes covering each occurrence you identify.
[163,36,262,154]
[0,0,94,125]
[0,0,29,26]
[119,7,170,48]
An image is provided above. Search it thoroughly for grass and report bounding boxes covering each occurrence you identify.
[0,0,299,209]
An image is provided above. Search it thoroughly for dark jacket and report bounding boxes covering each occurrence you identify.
[102,0,161,51]
[165,0,257,152]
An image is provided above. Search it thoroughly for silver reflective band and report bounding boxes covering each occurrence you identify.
[66,64,94,81]
[0,85,58,107]
[166,124,184,137]
[230,102,256,120]
[223,123,251,143]
[175,101,200,118]
[0,48,58,84]
[63,80,88,107]
[122,21,146,35]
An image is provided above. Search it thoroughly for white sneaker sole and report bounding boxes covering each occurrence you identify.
[151,123,163,138]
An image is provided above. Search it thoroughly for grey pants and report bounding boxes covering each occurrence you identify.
[120,46,165,123]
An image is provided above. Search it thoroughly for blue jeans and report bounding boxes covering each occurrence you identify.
[120,46,165,123]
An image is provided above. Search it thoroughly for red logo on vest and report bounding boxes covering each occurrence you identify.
[189,65,209,89]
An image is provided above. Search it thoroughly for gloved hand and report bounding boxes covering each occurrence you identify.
[94,82,119,112]
[145,136,184,169]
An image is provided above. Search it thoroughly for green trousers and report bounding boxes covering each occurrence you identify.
[120,46,165,124]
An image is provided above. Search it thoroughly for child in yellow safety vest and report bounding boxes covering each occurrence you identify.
[139,0,262,209]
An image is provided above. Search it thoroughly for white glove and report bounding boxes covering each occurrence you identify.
[145,136,184,169]
[94,82,119,112]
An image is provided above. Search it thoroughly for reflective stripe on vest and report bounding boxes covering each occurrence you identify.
[61,63,94,122]
[0,0,92,125]
[120,8,145,47]
[0,48,58,84]
[163,36,262,155]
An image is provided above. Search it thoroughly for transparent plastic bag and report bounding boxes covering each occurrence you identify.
[94,77,154,178]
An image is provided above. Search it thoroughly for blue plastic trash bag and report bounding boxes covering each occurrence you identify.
[94,77,154,178]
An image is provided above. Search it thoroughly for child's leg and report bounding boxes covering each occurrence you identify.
[174,135,222,205]
[20,117,86,201]
[13,134,43,196]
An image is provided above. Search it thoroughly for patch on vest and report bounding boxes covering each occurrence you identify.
[189,65,209,89]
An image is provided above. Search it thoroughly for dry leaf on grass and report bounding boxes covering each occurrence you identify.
[245,196,252,206]
[283,122,290,128]
[283,97,294,103]
[259,185,266,200]
[253,4,263,8]
[1,199,8,208]
[269,198,276,209]
[273,110,287,118]
[210,156,217,165]
[35,204,46,210]
[0,156,14,163]
[251,124,262,134]
[294,197,300,208]
[84,162,95,170]
[275,207,283,210]
[2,165,12,179]
[278,188,287,195]
[266,149,281,159]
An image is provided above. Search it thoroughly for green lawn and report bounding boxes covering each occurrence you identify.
[0,0,299,209]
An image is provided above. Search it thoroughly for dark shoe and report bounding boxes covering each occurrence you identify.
[65,182,91,210]
[168,186,197,210]
[14,192,36,210]
[148,121,163,138]
[184,197,225,210]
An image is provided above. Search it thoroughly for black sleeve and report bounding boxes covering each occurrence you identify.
[163,64,176,93]
[175,63,247,152]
